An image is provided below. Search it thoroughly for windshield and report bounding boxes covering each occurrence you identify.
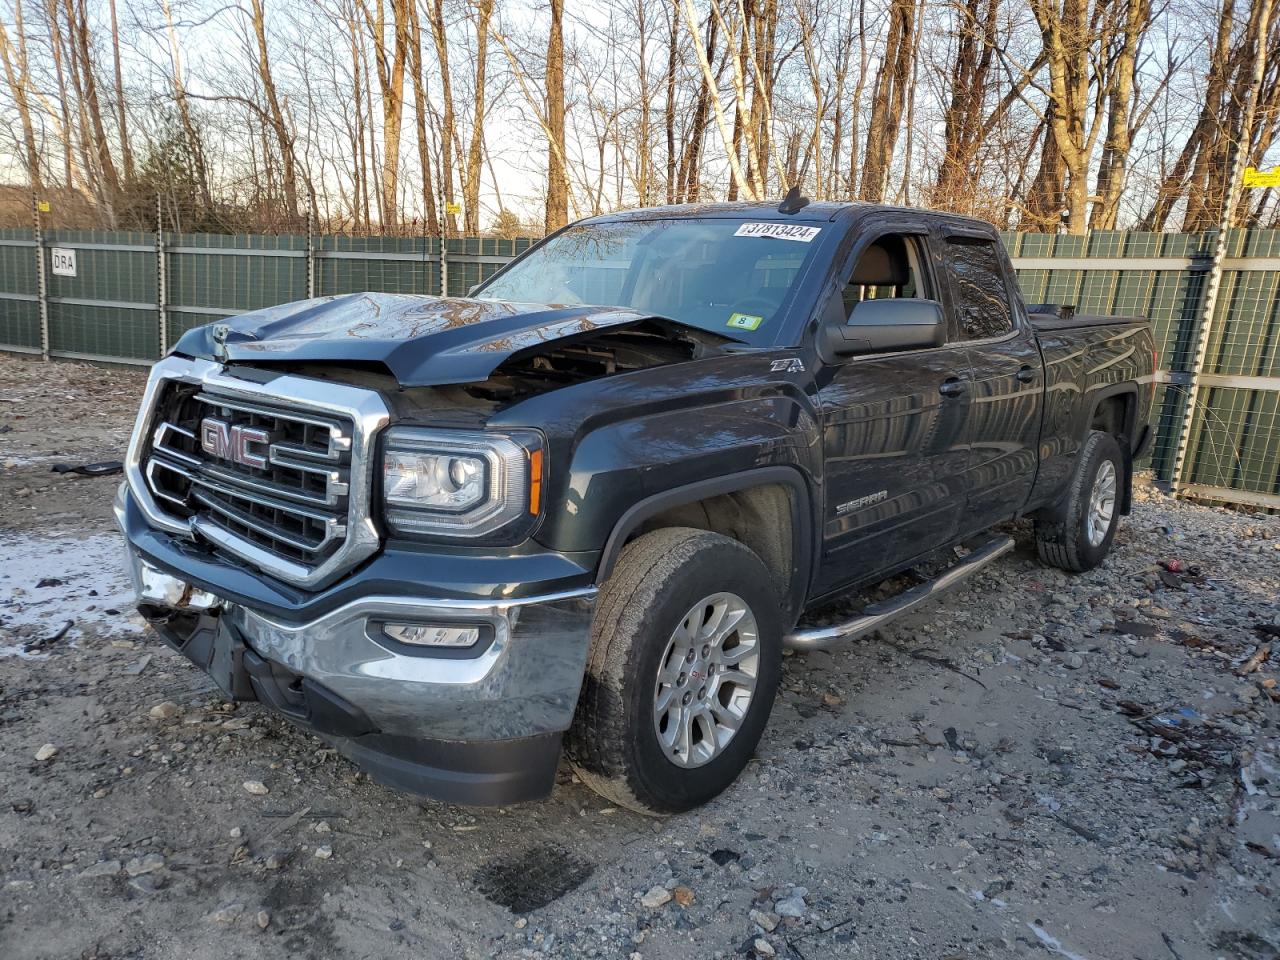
[476,218,826,341]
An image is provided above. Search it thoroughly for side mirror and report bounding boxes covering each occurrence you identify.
[823,298,945,357]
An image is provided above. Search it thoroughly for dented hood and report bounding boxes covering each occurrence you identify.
[172,292,722,387]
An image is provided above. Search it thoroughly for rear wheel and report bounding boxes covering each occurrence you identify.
[566,527,782,815]
[1035,430,1125,572]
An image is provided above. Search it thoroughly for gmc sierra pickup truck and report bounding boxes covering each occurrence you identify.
[116,195,1155,813]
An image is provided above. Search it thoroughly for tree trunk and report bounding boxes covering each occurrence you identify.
[249,0,299,221]
[428,0,459,234]
[859,0,914,201]
[66,0,122,212]
[1022,114,1066,229]
[0,1,41,189]
[665,0,677,203]
[406,0,438,234]
[108,0,132,184]
[359,0,410,229]
[463,0,491,234]
[544,0,568,232]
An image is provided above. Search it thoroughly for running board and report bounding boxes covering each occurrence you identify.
[784,535,1015,650]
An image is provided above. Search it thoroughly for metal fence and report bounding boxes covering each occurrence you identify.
[2,224,1278,510]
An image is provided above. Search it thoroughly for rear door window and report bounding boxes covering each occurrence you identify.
[946,237,1013,340]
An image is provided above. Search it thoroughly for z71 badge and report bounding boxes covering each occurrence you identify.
[770,358,805,373]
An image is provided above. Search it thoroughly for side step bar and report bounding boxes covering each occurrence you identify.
[784,535,1015,650]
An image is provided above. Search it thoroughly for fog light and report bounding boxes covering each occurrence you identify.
[382,623,480,648]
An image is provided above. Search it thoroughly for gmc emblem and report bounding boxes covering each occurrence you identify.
[200,417,271,469]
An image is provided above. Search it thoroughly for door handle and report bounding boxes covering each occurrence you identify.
[1016,365,1038,383]
[939,377,968,398]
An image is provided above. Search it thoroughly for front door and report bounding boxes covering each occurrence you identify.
[814,228,973,597]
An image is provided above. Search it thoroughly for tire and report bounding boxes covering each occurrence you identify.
[565,527,783,815]
[1035,430,1125,573]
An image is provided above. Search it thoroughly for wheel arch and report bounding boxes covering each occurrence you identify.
[595,466,814,626]
[1086,386,1139,514]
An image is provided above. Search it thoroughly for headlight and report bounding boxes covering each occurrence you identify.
[381,427,542,538]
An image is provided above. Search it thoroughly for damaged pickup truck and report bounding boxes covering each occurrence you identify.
[117,197,1156,813]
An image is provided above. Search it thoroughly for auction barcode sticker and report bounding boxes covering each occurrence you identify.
[734,222,821,242]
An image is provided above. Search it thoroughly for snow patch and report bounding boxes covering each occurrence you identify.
[1028,923,1092,960]
[0,531,144,651]
[1,452,58,467]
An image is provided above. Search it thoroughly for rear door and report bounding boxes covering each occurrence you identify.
[813,223,973,596]
[940,226,1042,532]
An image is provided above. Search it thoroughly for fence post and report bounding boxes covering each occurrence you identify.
[1169,88,1264,496]
[156,194,168,356]
[439,234,449,297]
[32,194,49,360]
[306,189,316,299]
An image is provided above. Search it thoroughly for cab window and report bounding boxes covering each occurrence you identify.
[947,237,1013,340]
[840,234,926,318]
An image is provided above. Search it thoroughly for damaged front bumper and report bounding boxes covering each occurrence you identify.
[115,485,598,805]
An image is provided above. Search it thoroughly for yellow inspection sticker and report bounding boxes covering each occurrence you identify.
[727,312,764,331]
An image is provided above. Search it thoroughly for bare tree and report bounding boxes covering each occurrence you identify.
[860,0,917,201]
[357,0,410,227]
[544,0,568,231]
[0,0,40,188]
[463,0,492,234]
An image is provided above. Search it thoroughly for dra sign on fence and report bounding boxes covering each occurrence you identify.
[49,247,77,277]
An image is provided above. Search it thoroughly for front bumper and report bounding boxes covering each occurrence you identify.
[116,486,597,805]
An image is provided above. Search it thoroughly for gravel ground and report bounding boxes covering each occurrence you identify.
[2,355,1278,960]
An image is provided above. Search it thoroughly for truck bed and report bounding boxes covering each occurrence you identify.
[1027,308,1147,332]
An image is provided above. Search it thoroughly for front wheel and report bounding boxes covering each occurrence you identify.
[565,527,782,815]
[1035,430,1125,572]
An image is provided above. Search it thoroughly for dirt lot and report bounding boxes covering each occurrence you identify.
[2,355,1278,960]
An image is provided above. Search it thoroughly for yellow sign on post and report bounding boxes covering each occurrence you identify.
[1243,166,1280,188]
[36,200,50,212]
[445,202,462,216]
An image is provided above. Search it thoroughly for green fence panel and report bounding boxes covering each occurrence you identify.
[0,229,38,350]
[2,227,1278,506]
[41,229,158,361]
[318,236,429,296]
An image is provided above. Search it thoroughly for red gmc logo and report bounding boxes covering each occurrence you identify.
[200,417,271,469]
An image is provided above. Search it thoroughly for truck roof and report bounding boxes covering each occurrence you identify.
[576,200,995,230]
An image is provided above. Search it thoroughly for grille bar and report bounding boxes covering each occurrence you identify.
[191,488,343,554]
[150,427,345,509]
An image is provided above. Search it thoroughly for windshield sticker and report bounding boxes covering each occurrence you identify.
[734,222,821,243]
[727,312,764,331]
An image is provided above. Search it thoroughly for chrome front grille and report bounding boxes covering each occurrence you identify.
[146,389,353,566]
[127,356,389,590]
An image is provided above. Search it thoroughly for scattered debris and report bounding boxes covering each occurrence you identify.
[33,743,58,762]
[77,860,122,880]
[49,460,124,477]
[125,854,165,877]
[23,619,74,653]
[206,903,245,924]
[242,780,269,796]
[640,886,672,909]
[1237,643,1270,676]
